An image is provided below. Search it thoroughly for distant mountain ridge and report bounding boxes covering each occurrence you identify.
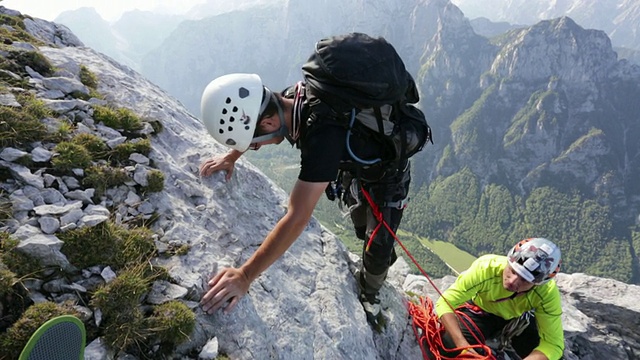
[451,0,640,55]
[54,7,185,71]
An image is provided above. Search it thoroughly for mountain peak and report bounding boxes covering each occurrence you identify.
[490,16,618,84]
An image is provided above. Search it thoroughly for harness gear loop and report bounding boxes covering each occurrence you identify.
[498,311,532,357]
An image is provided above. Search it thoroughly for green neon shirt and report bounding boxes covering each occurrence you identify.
[435,254,564,360]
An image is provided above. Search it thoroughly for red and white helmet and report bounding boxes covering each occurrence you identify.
[507,238,561,285]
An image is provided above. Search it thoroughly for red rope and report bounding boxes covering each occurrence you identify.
[408,297,495,359]
[359,186,494,360]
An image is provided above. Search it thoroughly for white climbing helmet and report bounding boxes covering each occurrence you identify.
[507,238,561,285]
[200,73,267,152]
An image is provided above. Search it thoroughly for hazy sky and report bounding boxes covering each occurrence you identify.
[2,0,207,21]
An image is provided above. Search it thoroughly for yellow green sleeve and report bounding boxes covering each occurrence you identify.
[530,282,564,360]
[435,255,503,317]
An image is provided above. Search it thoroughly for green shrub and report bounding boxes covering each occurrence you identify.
[68,90,91,101]
[0,66,28,87]
[110,138,152,163]
[117,108,143,132]
[83,165,130,197]
[0,14,41,44]
[14,51,53,77]
[50,121,73,142]
[147,301,195,345]
[51,142,92,172]
[164,243,190,257]
[0,106,48,148]
[13,154,33,168]
[91,265,151,316]
[72,133,109,159]
[0,302,80,359]
[59,221,121,269]
[88,88,104,100]
[0,93,60,147]
[93,105,142,132]
[17,93,53,119]
[79,65,98,89]
[0,14,26,29]
[101,307,147,352]
[144,169,165,193]
[92,105,120,128]
[0,232,41,278]
[0,191,11,221]
[59,221,157,270]
[116,226,156,267]
[91,264,153,352]
[0,267,18,298]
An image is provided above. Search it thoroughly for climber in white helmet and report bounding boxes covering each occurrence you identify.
[436,237,565,360]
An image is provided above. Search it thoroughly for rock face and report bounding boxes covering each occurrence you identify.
[2,6,640,360]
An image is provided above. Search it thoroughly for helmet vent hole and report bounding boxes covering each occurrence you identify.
[225,97,232,104]
[238,87,250,98]
[222,108,228,114]
[228,126,233,131]
[232,106,238,112]
[244,125,250,130]
[229,116,235,122]
[219,119,225,125]
[218,129,224,134]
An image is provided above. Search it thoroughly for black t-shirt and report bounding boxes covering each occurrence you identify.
[297,116,348,182]
[284,84,386,183]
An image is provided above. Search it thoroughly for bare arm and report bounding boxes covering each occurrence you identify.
[239,179,327,281]
[440,312,473,352]
[199,149,244,180]
[200,179,328,314]
[523,350,549,360]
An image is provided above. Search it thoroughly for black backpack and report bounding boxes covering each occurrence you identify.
[301,32,433,167]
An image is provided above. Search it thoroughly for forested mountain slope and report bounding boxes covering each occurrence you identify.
[412,15,640,283]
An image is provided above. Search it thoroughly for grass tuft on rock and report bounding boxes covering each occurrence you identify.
[0,301,80,359]
[83,165,130,198]
[0,232,42,278]
[144,169,165,193]
[93,105,143,132]
[51,141,92,173]
[59,220,156,270]
[147,300,195,346]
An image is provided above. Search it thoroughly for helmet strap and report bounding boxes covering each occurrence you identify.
[250,90,290,145]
